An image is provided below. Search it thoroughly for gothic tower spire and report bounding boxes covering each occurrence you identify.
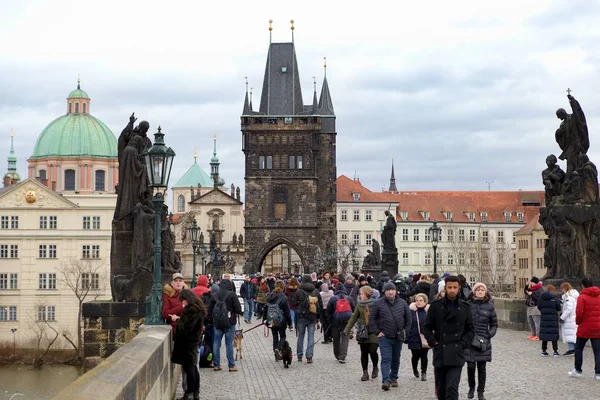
[3,128,21,187]
[388,159,398,193]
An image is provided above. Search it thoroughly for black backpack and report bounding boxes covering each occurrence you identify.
[394,280,409,300]
[212,293,231,330]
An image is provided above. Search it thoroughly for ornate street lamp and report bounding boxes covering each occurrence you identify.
[188,218,200,288]
[142,126,176,325]
[200,244,207,276]
[428,221,442,274]
[350,243,358,271]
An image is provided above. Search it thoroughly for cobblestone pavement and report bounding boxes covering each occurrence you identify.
[176,320,599,400]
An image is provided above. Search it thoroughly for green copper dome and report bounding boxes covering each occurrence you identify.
[173,158,214,188]
[68,87,89,99]
[31,114,117,159]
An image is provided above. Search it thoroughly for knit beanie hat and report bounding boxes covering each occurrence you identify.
[531,276,540,284]
[408,270,415,277]
[381,271,389,277]
[441,272,451,278]
[210,283,220,293]
[310,272,318,281]
[302,274,313,284]
[345,274,354,281]
[472,282,488,294]
[358,275,367,283]
[383,282,396,292]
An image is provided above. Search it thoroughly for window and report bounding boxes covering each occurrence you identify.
[444,211,452,221]
[413,229,420,241]
[424,230,431,241]
[82,273,100,290]
[505,212,511,222]
[49,245,57,258]
[341,234,348,245]
[447,229,454,242]
[513,232,516,243]
[83,216,91,230]
[402,252,409,265]
[517,212,524,223]
[447,254,454,265]
[481,212,488,222]
[518,258,529,269]
[353,210,360,221]
[10,245,17,258]
[458,229,465,242]
[266,155,273,169]
[436,251,442,265]
[40,216,48,229]
[0,245,6,258]
[469,252,476,265]
[83,103,87,113]
[482,231,489,243]
[39,245,47,258]
[95,170,105,191]
[37,306,56,321]
[353,193,360,202]
[177,195,185,212]
[11,216,18,229]
[68,103,72,113]
[498,252,505,265]
[425,253,432,265]
[422,211,430,221]
[39,169,47,181]
[537,257,543,269]
[469,229,476,242]
[400,211,408,221]
[513,253,517,266]
[39,273,57,289]
[65,169,76,190]
[467,212,475,222]
[366,233,372,246]
[341,210,347,221]
[0,273,8,289]
[0,306,18,321]
[75,103,79,113]
[518,240,529,250]
[497,231,505,244]
[353,234,360,245]
[93,216,101,230]
[289,155,296,169]
[402,228,409,241]
[297,156,303,169]
[0,216,7,229]
[0,216,18,230]
[49,216,57,229]
[259,156,265,169]
[365,209,372,221]
[458,253,465,265]
[82,245,100,259]
[483,251,489,266]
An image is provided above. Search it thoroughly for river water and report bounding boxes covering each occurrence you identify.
[0,364,81,400]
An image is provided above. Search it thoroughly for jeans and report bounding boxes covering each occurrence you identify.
[331,321,350,360]
[272,326,287,352]
[244,299,254,321]
[289,309,296,329]
[467,361,487,394]
[213,324,236,368]
[378,336,403,383]
[434,366,463,400]
[527,314,541,336]
[296,318,316,359]
[574,337,600,374]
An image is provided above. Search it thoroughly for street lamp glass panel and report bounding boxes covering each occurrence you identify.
[189,220,200,244]
[143,129,176,189]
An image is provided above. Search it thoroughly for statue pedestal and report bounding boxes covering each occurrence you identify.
[381,248,399,279]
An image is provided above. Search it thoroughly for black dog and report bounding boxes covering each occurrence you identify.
[281,341,292,368]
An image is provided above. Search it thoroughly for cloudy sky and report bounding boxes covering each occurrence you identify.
[1,0,599,207]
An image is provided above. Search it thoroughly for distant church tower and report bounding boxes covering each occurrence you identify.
[241,21,337,273]
[3,129,21,187]
[388,159,398,193]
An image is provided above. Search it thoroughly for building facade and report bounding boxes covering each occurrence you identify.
[515,216,548,297]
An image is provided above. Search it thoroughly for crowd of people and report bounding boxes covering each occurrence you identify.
[161,268,600,400]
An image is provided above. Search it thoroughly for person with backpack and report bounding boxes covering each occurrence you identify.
[209,279,242,372]
[327,283,356,363]
[393,273,410,302]
[291,274,323,364]
[263,280,292,361]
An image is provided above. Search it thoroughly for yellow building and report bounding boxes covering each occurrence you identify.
[515,215,547,297]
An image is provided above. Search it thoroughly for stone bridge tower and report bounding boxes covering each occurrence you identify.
[241,33,337,274]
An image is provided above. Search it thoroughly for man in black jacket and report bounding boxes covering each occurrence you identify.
[209,279,242,372]
[369,281,412,391]
[423,275,474,400]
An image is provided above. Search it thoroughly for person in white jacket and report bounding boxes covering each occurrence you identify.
[560,282,580,356]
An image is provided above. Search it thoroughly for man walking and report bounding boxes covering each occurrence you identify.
[423,275,474,400]
[209,279,242,372]
[240,275,256,324]
[292,274,323,363]
[327,283,355,363]
[569,276,600,379]
[369,281,412,391]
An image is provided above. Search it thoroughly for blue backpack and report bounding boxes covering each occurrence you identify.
[266,302,285,328]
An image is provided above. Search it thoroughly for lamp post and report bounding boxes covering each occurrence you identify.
[200,244,207,276]
[428,221,442,274]
[188,219,200,288]
[10,328,16,359]
[142,126,176,325]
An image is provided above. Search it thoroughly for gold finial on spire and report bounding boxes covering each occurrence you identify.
[313,76,316,92]
[213,132,216,142]
[250,87,253,103]
[194,145,198,160]
[245,76,248,92]
[290,19,295,31]
[77,74,81,89]
[10,127,14,138]
[323,57,327,77]
[269,19,273,31]
[269,19,273,43]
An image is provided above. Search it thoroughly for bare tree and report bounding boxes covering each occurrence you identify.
[55,258,107,360]
[29,302,60,369]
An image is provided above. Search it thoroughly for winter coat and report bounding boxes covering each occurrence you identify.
[208,280,242,327]
[320,283,334,309]
[429,278,441,303]
[256,284,268,304]
[407,303,430,350]
[162,283,186,331]
[376,275,391,293]
[406,281,432,300]
[465,297,498,363]
[560,289,579,344]
[459,284,473,302]
[171,303,204,366]
[291,282,323,322]
[368,295,412,341]
[525,282,543,316]
[262,291,292,327]
[265,278,276,293]
[576,286,600,339]
[240,281,257,300]
[327,288,356,323]
[537,290,561,341]
[422,297,474,368]
[344,298,378,344]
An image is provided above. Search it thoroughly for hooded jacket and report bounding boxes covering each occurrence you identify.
[576,286,600,338]
[560,289,580,344]
[162,283,187,331]
[320,283,334,309]
[291,275,323,322]
[191,276,210,299]
[538,290,561,341]
[208,279,242,327]
[263,291,292,327]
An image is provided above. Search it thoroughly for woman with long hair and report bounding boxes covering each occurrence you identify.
[538,284,561,357]
[263,280,292,361]
[343,285,380,381]
[559,282,580,356]
[171,289,206,400]
[407,293,430,381]
[285,277,300,331]
[466,283,498,400]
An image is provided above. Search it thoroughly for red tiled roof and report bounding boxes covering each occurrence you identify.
[336,175,544,225]
[517,214,543,234]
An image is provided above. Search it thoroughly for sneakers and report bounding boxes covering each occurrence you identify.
[541,351,549,356]
[532,336,540,341]
[553,352,560,357]
[338,359,346,364]
[274,349,281,361]
[595,374,600,380]
[527,335,535,340]
[413,368,420,378]
[382,382,391,391]
[568,369,583,378]
[563,350,575,356]
[421,372,427,381]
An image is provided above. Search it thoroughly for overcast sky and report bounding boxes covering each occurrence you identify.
[1,0,599,207]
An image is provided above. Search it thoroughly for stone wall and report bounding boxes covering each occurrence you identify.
[491,298,528,331]
[53,325,178,400]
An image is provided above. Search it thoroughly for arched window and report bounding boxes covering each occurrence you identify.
[177,195,185,212]
[68,103,72,113]
[75,103,79,113]
[39,169,47,181]
[83,103,87,113]
[95,170,105,191]
[64,169,76,190]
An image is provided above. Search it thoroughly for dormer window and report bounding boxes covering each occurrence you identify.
[400,211,408,221]
[421,211,430,221]
[444,211,452,221]
[517,212,524,223]
[481,212,488,222]
[467,212,475,222]
[353,193,360,202]
[504,212,511,222]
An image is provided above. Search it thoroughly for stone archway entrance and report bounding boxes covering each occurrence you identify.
[255,237,306,275]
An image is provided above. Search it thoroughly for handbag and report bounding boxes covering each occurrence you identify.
[472,335,489,352]
[416,310,430,349]
[356,322,369,341]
